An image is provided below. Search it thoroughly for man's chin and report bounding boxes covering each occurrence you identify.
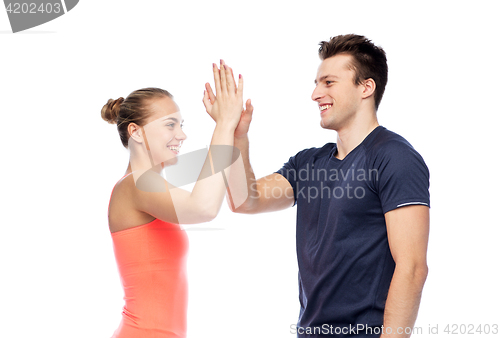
[320,119,336,130]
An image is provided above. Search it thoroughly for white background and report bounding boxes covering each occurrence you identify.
[1,1,499,337]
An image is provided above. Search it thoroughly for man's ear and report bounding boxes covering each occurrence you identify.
[361,78,376,100]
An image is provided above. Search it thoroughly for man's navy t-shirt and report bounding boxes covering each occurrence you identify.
[276,126,430,337]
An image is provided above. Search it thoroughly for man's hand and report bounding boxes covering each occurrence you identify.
[233,98,253,139]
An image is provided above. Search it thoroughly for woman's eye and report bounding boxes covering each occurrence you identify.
[326,81,333,85]
[166,123,174,128]
[180,124,184,129]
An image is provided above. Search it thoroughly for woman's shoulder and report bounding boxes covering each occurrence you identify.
[135,170,169,193]
[108,173,156,233]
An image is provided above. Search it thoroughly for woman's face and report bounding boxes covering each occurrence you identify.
[142,96,187,166]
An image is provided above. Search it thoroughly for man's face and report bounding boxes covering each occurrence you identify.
[312,54,364,131]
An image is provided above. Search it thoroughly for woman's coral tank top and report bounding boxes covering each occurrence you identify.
[109,175,189,338]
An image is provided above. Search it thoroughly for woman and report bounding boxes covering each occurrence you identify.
[102,62,251,338]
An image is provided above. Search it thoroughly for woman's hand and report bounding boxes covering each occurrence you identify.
[203,60,253,137]
[202,60,243,131]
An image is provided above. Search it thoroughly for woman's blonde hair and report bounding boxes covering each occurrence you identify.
[101,88,173,148]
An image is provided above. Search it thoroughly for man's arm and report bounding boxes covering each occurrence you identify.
[203,73,294,214]
[228,134,295,214]
[381,205,429,337]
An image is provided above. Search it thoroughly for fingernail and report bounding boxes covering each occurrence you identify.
[239,74,242,79]
[224,65,227,70]
[213,63,216,68]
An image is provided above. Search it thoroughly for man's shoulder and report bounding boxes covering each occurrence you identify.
[294,143,336,160]
[365,126,427,169]
[366,126,418,157]
[280,143,335,169]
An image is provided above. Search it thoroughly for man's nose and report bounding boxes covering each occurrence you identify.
[311,86,324,101]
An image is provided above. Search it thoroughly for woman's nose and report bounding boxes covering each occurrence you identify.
[177,128,187,141]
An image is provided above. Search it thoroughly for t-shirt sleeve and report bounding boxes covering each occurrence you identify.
[275,153,302,207]
[375,141,430,214]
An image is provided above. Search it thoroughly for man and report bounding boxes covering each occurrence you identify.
[205,34,430,337]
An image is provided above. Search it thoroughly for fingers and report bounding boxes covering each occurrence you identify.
[224,61,238,94]
[212,60,242,98]
[202,89,212,112]
[245,99,253,114]
[236,73,244,99]
[205,83,216,104]
[226,66,236,93]
[219,60,228,95]
[225,64,236,94]
[230,67,237,93]
[213,63,221,96]
[243,98,253,118]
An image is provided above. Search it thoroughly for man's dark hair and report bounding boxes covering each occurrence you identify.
[318,34,388,110]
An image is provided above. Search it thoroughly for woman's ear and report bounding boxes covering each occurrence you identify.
[128,123,143,144]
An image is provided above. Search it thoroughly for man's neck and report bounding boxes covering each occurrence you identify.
[335,116,379,160]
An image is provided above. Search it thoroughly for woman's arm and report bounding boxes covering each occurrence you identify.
[133,62,244,224]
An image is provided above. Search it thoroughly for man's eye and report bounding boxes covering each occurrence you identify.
[326,81,333,85]
[166,123,174,128]
[180,124,184,129]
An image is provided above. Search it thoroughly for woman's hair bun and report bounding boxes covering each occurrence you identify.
[101,97,124,124]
